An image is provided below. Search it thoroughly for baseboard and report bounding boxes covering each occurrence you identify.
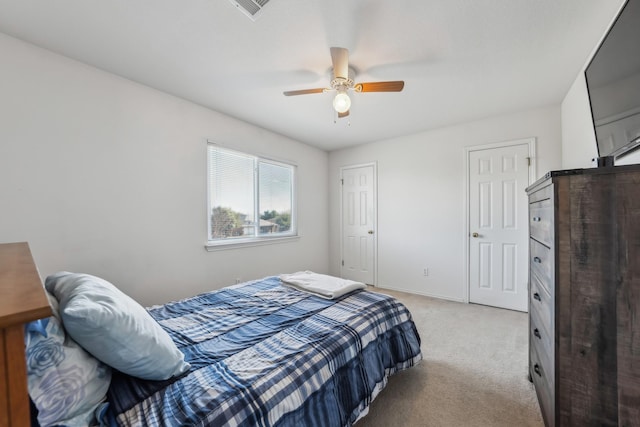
[372,285,466,303]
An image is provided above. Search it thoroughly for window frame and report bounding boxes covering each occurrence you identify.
[205,143,299,250]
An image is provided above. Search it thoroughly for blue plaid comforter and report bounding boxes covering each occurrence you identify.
[106,276,422,426]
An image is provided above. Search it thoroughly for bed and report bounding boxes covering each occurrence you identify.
[14,253,422,426]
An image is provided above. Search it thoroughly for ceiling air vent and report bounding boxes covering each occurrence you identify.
[228,0,270,21]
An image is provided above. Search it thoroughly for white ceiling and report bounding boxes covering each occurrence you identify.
[0,0,625,151]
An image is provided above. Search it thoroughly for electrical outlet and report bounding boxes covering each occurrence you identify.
[235,278,241,284]
[423,268,429,277]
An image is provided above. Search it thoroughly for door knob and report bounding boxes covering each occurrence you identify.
[368,230,374,234]
[472,232,479,238]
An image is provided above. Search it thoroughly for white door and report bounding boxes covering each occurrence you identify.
[469,143,530,311]
[341,164,376,285]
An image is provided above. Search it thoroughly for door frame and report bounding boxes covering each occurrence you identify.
[339,162,378,286]
[463,138,536,304]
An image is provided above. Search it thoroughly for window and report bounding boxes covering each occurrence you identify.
[207,144,297,247]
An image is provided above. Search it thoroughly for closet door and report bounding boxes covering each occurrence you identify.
[341,164,376,285]
[468,143,530,311]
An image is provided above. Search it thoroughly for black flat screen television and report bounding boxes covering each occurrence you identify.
[585,0,640,165]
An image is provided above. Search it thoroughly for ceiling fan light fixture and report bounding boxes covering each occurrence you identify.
[333,91,351,113]
[282,47,404,118]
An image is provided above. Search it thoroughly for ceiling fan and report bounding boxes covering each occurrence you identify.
[283,47,404,118]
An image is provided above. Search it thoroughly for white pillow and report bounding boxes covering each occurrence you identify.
[25,292,111,427]
[45,272,190,381]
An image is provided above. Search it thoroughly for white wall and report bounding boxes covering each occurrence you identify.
[0,33,329,306]
[561,75,599,168]
[328,106,562,301]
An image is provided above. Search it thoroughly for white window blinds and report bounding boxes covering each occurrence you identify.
[207,144,296,245]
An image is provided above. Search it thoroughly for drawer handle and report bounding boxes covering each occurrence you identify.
[534,328,542,339]
[534,364,542,377]
[533,292,541,302]
[532,216,541,222]
[533,257,542,263]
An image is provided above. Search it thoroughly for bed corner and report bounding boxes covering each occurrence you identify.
[0,242,52,426]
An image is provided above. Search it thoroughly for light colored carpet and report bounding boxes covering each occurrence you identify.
[357,287,544,427]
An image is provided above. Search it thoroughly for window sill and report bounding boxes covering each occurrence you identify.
[204,235,300,251]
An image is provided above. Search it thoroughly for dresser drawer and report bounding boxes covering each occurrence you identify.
[530,341,555,426]
[530,271,553,331]
[528,181,553,204]
[530,306,553,372]
[530,239,553,294]
[529,198,552,247]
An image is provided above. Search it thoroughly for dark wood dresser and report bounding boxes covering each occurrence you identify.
[525,165,640,426]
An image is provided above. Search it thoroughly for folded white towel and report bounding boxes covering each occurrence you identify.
[279,271,366,299]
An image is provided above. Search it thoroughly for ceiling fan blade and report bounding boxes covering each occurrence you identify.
[354,81,405,92]
[338,110,350,119]
[283,88,328,96]
[330,47,349,80]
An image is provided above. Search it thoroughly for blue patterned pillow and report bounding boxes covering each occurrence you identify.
[25,293,111,427]
[45,272,190,380]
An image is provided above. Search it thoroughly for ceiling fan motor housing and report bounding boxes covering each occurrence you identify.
[330,66,356,92]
